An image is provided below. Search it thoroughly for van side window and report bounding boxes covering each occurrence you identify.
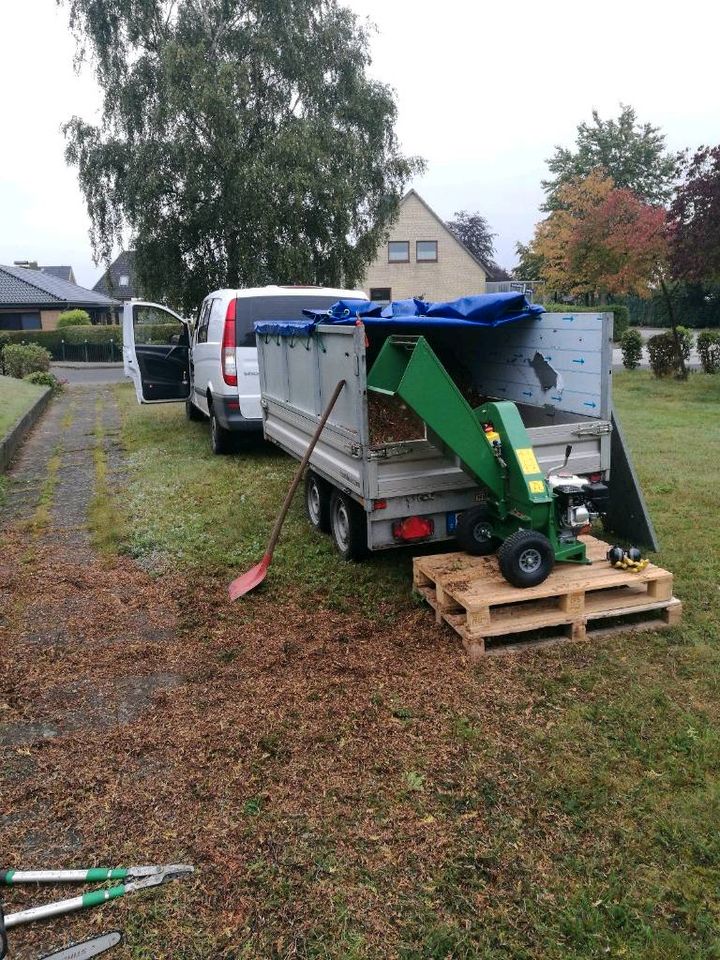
[208,298,227,339]
[196,300,212,344]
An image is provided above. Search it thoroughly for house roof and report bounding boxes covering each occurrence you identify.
[40,265,75,283]
[0,263,120,309]
[402,189,492,277]
[93,250,138,300]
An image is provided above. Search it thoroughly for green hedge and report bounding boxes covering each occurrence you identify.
[542,303,629,339]
[57,309,92,328]
[0,323,178,360]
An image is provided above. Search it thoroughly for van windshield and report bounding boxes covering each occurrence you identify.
[234,295,351,347]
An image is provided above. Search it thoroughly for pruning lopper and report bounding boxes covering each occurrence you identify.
[0,865,193,959]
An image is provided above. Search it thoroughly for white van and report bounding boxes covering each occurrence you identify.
[122,286,368,453]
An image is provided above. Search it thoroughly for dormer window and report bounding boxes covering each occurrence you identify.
[119,275,129,286]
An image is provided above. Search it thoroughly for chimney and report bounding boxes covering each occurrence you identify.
[14,260,39,270]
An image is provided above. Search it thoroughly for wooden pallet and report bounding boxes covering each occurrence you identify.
[413,536,681,660]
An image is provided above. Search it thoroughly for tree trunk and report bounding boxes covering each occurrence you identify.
[659,277,687,380]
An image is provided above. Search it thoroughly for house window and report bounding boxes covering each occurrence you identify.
[370,287,392,305]
[388,241,409,263]
[119,275,130,286]
[416,240,438,262]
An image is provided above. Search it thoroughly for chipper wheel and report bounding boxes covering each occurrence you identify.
[497,529,555,588]
[456,504,497,556]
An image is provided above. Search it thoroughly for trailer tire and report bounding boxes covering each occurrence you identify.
[456,504,497,555]
[497,529,555,588]
[329,490,367,561]
[305,471,331,533]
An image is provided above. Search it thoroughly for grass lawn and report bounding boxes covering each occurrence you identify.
[50,374,720,955]
[0,373,46,437]
[101,372,720,960]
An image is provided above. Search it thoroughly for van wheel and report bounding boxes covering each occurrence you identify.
[329,490,367,561]
[186,399,204,421]
[210,405,233,455]
[497,529,555,588]
[305,471,331,533]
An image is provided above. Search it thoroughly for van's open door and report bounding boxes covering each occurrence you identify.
[123,301,191,403]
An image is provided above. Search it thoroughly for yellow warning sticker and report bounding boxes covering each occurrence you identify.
[529,480,545,494]
[516,447,541,475]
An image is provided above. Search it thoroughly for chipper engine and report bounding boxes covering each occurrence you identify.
[366,335,610,588]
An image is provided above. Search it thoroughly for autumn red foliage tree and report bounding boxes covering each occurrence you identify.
[531,170,688,375]
[669,145,720,283]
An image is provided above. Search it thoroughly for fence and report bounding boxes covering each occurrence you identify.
[485,280,545,302]
[54,338,124,363]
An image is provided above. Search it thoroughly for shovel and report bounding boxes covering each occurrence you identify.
[228,379,346,600]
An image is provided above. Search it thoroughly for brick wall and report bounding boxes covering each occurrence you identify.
[41,310,62,331]
[362,192,487,302]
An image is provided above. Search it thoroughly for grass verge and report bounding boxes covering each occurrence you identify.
[0,373,47,437]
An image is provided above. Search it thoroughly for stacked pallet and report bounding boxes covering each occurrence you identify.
[413,536,680,659]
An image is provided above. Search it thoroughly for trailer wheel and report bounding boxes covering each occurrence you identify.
[456,504,497,555]
[305,471,331,533]
[497,529,555,588]
[329,490,367,561]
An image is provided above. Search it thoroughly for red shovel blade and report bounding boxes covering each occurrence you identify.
[228,553,271,601]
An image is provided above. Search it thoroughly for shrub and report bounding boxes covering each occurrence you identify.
[697,331,720,373]
[620,328,643,369]
[57,309,91,328]
[2,343,52,379]
[676,325,694,361]
[23,371,64,393]
[647,332,680,378]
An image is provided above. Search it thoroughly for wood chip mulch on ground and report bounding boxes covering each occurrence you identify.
[0,526,585,959]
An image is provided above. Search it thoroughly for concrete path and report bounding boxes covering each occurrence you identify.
[0,384,183,878]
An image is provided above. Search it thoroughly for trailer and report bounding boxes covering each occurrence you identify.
[255,297,656,566]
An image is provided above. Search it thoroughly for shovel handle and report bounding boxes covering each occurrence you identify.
[265,379,346,558]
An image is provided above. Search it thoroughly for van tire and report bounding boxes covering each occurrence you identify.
[186,398,204,421]
[329,490,367,561]
[210,404,233,455]
[305,471,331,533]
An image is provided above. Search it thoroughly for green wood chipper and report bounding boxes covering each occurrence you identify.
[366,335,610,588]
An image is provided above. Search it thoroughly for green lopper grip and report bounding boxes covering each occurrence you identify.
[85,869,127,883]
[81,884,126,908]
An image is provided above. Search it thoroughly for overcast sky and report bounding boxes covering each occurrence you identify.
[1,0,718,289]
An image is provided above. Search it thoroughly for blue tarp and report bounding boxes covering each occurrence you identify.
[254,292,544,337]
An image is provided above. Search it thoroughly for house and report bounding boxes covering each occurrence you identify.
[0,263,119,330]
[13,261,77,284]
[362,190,489,304]
[93,251,139,303]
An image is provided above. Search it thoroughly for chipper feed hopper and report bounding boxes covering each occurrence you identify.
[367,335,610,588]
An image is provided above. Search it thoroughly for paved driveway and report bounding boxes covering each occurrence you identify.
[51,362,128,385]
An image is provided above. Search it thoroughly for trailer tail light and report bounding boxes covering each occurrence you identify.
[222,299,237,386]
[392,516,434,543]
[373,499,387,511]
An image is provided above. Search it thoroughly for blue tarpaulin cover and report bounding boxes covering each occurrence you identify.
[254,292,544,337]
